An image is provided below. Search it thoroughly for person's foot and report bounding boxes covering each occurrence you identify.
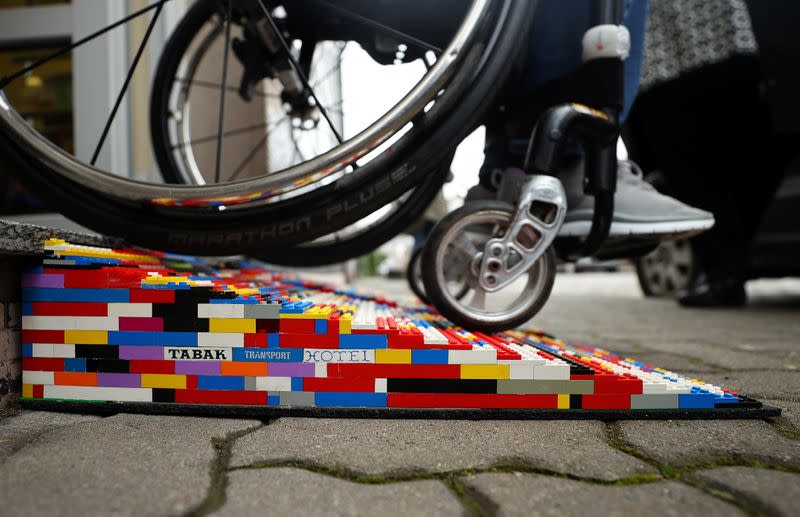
[558,159,715,239]
[678,274,747,307]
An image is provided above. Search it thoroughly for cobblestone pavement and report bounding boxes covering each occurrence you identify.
[1,272,798,516]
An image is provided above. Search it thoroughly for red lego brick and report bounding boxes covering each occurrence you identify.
[129,360,175,374]
[328,364,461,379]
[129,289,175,303]
[21,330,64,344]
[175,389,267,405]
[32,385,44,398]
[31,302,108,317]
[279,332,338,348]
[280,319,316,334]
[244,333,268,348]
[186,375,198,390]
[388,393,558,409]
[302,377,376,392]
[23,357,65,371]
[581,394,631,409]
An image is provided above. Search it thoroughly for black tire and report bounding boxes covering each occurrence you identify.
[257,155,452,267]
[0,0,535,256]
[406,247,430,304]
[421,200,557,332]
[635,238,697,298]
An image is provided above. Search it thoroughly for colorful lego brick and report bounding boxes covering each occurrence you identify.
[19,239,764,414]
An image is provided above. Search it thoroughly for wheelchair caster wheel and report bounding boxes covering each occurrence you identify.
[421,200,556,332]
[408,247,469,305]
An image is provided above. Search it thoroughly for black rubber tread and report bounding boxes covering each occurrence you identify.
[421,200,557,333]
[257,157,450,267]
[406,247,430,304]
[0,0,535,256]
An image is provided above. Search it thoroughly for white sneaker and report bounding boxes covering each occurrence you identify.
[558,160,715,239]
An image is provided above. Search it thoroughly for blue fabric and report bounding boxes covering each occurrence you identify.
[524,0,648,122]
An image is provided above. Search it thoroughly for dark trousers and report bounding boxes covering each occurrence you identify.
[625,56,792,283]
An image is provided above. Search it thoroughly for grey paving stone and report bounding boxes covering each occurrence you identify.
[0,413,260,517]
[616,420,800,468]
[218,467,464,516]
[764,399,800,431]
[700,371,800,402]
[231,418,654,481]
[624,352,719,373]
[691,466,800,517]
[462,473,743,516]
[634,342,795,371]
[0,410,101,460]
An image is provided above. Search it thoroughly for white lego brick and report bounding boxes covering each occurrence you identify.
[255,377,292,391]
[23,370,54,385]
[107,303,153,317]
[32,343,75,358]
[421,326,449,345]
[43,385,153,402]
[374,378,387,393]
[164,347,232,361]
[197,303,245,319]
[302,349,375,363]
[448,349,497,364]
[509,363,535,380]
[533,363,570,380]
[642,383,668,394]
[197,332,244,347]
[314,363,328,378]
[22,316,119,331]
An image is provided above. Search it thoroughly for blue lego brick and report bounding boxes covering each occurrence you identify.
[314,392,388,407]
[291,378,303,391]
[198,375,244,391]
[21,344,33,357]
[23,266,44,274]
[268,395,280,406]
[108,331,157,346]
[63,256,121,266]
[22,302,33,316]
[339,334,388,349]
[232,348,303,362]
[315,319,328,334]
[23,288,130,303]
[158,332,199,347]
[412,349,449,364]
[64,358,87,372]
[267,334,280,348]
[678,393,717,409]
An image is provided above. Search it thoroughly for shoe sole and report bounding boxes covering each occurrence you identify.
[558,218,715,239]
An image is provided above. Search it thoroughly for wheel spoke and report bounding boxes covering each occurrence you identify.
[175,120,284,148]
[91,0,166,165]
[227,117,289,181]
[310,0,442,54]
[469,287,487,310]
[0,0,170,89]
[451,233,480,259]
[213,0,233,183]
[255,0,345,144]
[175,78,279,98]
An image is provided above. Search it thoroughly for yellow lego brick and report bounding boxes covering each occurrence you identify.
[209,318,256,333]
[64,330,108,345]
[375,349,412,364]
[460,364,510,380]
[141,374,186,389]
[339,315,352,334]
[558,394,570,409]
[22,384,33,398]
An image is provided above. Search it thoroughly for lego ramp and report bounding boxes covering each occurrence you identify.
[20,239,780,419]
